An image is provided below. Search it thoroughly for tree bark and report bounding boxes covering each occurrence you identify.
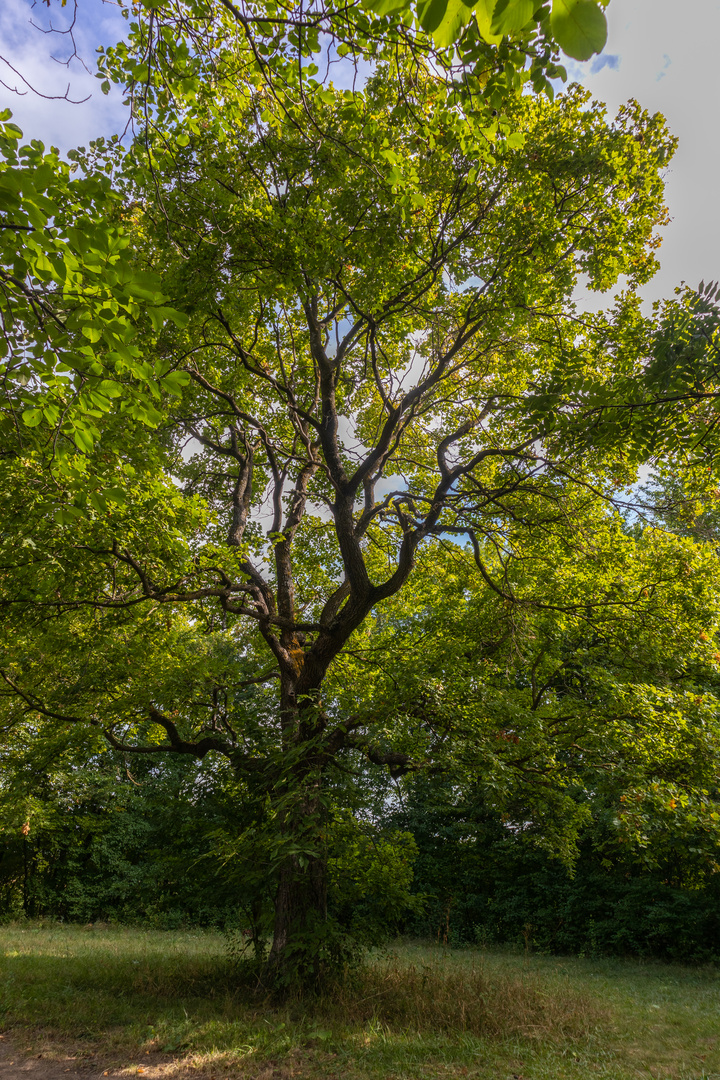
[268,847,327,981]
[264,669,329,986]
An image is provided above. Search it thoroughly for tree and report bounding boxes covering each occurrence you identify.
[0,105,187,458]
[0,16,676,982]
[363,0,608,61]
[5,486,720,952]
[524,275,720,479]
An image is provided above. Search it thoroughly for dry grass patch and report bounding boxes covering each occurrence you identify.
[323,950,606,1040]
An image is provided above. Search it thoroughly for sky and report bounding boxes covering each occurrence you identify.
[0,0,127,149]
[569,0,720,308]
[1,0,719,309]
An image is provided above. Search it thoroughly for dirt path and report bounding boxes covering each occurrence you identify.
[0,1038,201,1080]
[0,1037,302,1080]
[0,1036,185,1080]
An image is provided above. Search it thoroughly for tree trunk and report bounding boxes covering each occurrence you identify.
[264,673,329,988]
[267,847,327,984]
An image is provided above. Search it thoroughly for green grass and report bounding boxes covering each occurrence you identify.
[0,924,718,1079]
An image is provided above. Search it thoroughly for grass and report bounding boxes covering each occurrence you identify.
[0,924,719,1079]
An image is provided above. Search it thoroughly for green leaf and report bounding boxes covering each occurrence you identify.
[473,0,503,43]
[0,170,26,193]
[417,0,449,34]
[31,252,55,280]
[98,379,123,398]
[491,0,534,35]
[81,325,103,343]
[0,121,22,140]
[162,371,190,397]
[55,505,84,525]
[360,0,406,15]
[121,270,165,303]
[24,200,48,230]
[21,408,43,427]
[432,0,473,46]
[87,490,108,514]
[73,427,95,454]
[550,0,607,61]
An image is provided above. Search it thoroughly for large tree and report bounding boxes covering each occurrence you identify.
[0,13,677,981]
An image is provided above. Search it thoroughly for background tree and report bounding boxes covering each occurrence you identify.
[526,276,720,485]
[377,504,720,956]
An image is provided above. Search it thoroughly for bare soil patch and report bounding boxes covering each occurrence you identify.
[0,1037,344,1080]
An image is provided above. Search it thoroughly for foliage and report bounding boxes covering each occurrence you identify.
[394,779,720,961]
[0,112,185,469]
[0,742,420,947]
[0,0,696,986]
[371,501,720,957]
[525,277,720,473]
[327,811,421,939]
[4,490,720,964]
[363,0,608,62]
[355,504,720,853]
[0,746,244,925]
[482,863,720,962]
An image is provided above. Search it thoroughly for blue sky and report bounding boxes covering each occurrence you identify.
[2,0,719,309]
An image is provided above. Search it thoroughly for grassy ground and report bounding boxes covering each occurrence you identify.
[0,924,718,1079]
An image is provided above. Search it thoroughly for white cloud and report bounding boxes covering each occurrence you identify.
[0,0,129,154]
